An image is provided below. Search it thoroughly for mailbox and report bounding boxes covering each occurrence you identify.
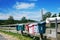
[21,25,25,31]
[16,25,21,31]
[38,22,46,34]
[16,24,25,31]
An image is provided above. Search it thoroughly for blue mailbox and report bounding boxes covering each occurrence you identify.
[21,25,25,31]
[38,22,46,34]
[16,24,25,31]
[16,25,21,31]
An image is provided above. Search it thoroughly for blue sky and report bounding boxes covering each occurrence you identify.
[0,0,60,21]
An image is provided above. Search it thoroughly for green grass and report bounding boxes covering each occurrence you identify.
[0,30,33,40]
[0,30,51,40]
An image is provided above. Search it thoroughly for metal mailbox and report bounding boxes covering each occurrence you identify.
[16,24,25,31]
[38,22,46,34]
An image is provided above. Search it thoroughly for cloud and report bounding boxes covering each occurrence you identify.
[13,2,35,9]
[0,11,41,21]
[0,8,48,21]
[11,11,41,21]
[0,13,10,20]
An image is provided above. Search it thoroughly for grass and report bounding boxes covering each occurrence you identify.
[0,30,51,40]
[0,30,33,40]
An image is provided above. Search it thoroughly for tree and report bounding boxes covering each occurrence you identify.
[20,17,37,23]
[8,16,14,20]
[52,14,57,17]
[7,16,14,24]
[21,17,28,23]
[21,17,26,21]
[58,13,60,17]
[43,12,51,21]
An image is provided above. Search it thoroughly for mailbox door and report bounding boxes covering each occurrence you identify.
[21,25,25,31]
[16,25,21,31]
[38,23,46,34]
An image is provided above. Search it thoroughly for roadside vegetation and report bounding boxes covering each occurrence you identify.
[0,30,33,40]
[0,30,51,40]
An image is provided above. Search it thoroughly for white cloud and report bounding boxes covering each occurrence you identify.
[0,13,10,20]
[13,2,35,9]
[12,11,41,21]
[0,11,41,21]
[0,8,48,21]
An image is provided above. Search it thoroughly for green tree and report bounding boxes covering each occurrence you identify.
[7,16,14,24]
[21,17,37,23]
[52,14,57,17]
[58,13,60,17]
[21,17,26,21]
[21,17,28,23]
[43,12,51,21]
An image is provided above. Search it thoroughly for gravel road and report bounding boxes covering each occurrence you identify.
[0,34,7,40]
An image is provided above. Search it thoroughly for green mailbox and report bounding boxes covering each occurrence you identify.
[16,24,25,31]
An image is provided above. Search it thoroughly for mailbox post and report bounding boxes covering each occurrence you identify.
[38,22,46,40]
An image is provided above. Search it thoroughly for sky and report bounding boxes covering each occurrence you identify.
[0,0,60,21]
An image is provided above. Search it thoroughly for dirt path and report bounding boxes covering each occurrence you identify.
[0,34,7,40]
[0,33,19,40]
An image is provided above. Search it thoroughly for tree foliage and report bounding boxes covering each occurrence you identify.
[21,17,27,21]
[0,16,37,25]
[21,17,27,23]
[43,12,51,21]
[52,14,57,17]
[58,13,60,17]
[7,16,14,24]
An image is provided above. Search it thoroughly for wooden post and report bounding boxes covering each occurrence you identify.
[39,8,44,40]
[40,33,44,40]
[9,24,10,32]
[55,18,58,40]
